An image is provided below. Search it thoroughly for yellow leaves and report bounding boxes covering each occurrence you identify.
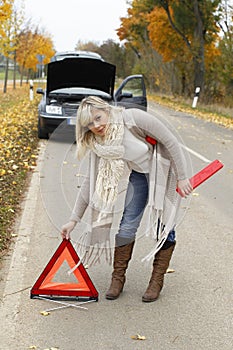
[166,268,175,273]
[40,311,50,316]
[131,334,146,340]
[192,192,199,197]
[0,85,39,252]
[149,95,233,130]
[148,7,189,63]
[0,169,6,176]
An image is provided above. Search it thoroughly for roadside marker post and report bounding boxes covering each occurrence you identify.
[29,79,34,101]
[192,86,200,108]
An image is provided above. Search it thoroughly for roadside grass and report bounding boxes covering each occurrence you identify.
[0,71,27,80]
[0,84,40,256]
[149,94,233,129]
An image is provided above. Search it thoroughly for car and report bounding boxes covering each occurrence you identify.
[36,51,147,139]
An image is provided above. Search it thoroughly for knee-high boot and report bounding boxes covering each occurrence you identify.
[105,241,135,300]
[142,241,176,302]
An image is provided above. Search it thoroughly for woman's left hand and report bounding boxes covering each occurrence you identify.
[177,178,193,197]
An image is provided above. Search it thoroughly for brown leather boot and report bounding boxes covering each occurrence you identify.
[142,242,176,302]
[105,241,135,300]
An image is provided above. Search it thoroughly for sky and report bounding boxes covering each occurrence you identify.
[22,0,129,52]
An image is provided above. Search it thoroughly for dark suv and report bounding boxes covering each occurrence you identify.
[37,51,147,139]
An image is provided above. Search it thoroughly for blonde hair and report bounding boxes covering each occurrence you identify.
[76,96,122,160]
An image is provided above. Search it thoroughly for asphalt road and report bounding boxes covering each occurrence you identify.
[0,102,232,350]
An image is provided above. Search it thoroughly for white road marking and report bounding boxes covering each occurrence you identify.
[180,144,211,163]
[149,103,211,163]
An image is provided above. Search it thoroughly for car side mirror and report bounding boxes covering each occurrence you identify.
[36,88,44,95]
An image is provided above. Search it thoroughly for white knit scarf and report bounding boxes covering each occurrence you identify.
[90,110,125,214]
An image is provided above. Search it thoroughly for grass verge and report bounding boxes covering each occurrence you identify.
[149,94,233,129]
[0,85,40,256]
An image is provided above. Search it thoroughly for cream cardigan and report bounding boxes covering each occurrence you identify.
[69,108,188,265]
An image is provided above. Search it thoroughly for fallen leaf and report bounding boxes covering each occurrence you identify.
[131,334,146,340]
[192,192,199,196]
[29,346,37,349]
[166,268,175,273]
[40,311,50,316]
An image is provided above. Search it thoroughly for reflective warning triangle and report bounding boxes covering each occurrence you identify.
[30,239,98,300]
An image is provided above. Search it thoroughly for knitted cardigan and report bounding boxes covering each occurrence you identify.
[69,108,188,267]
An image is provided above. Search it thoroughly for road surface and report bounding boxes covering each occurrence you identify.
[0,102,232,350]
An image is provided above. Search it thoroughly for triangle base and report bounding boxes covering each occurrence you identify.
[30,294,98,302]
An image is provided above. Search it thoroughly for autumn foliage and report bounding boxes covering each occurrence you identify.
[0,86,39,253]
[117,0,233,104]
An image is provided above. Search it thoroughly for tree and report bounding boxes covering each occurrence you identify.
[216,0,233,100]
[16,25,55,83]
[75,40,100,53]
[75,39,137,79]
[117,0,168,90]
[149,0,221,95]
[0,0,12,38]
[0,0,14,92]
[118,0,226,99]
[99,39,136,78]
[148,6,193,94]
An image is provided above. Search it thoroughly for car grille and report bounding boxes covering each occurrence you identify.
[63,103,79,117]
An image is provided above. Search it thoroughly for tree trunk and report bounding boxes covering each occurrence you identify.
[13,51,17,89]
[20,65,24,86]
[193,0,205,93]
[3,57,9,93]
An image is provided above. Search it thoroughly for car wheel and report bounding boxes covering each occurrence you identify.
[38,120,49,139]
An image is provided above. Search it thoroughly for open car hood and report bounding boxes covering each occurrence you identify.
[46,58,116,97]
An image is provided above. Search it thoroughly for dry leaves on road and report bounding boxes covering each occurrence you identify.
[131,334,146,340]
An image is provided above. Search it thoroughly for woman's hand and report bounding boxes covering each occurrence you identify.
[177,178,193,198]
[61,221,77,240]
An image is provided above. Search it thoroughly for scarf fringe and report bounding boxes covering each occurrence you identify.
[68,235,113,274]
[141,229,169,263]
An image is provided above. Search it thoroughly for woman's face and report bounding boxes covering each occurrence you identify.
[87,108,109,137]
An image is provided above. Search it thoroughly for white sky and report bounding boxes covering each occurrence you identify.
[22,0,129,52]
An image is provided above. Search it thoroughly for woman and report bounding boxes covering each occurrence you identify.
[61,96,193,302]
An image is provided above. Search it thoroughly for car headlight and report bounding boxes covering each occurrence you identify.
[46,105,62,115]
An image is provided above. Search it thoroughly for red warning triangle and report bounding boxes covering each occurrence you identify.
[30,239,98,300]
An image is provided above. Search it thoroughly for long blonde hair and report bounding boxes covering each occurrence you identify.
[76,96,122,160]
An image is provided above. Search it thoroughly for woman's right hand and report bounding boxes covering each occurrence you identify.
[177,178,193,198]
[61,221,77,240]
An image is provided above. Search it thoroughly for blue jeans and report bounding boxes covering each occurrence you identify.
[116,170,175,246]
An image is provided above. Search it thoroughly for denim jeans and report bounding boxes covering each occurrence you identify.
[116,170,175,246]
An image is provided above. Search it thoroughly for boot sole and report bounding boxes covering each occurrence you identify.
[105,295,119,300]
[142,296,159,302]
